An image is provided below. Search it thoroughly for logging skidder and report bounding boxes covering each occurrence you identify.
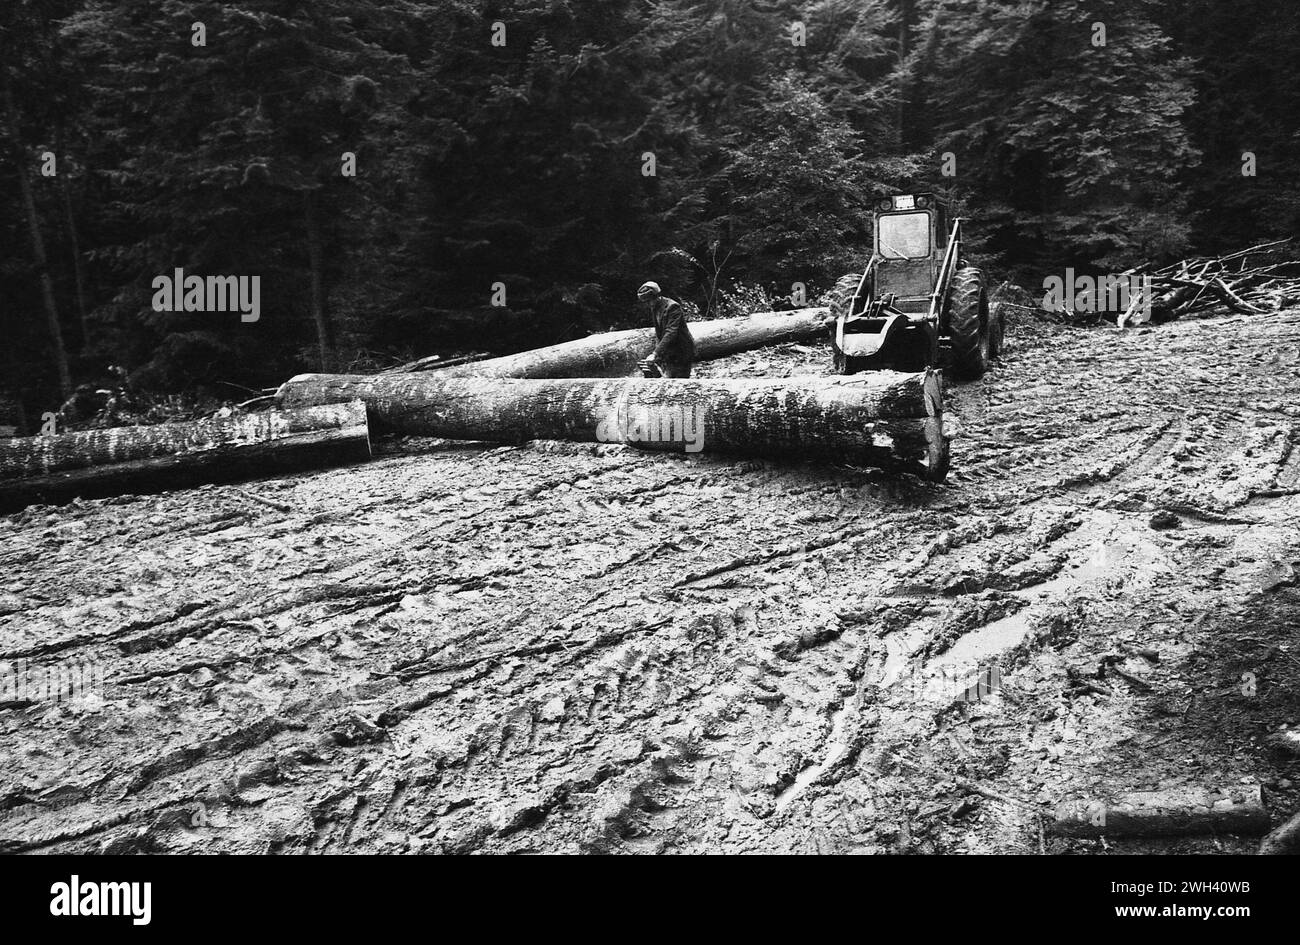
[828,194,1005,380]
[384,308,831,378]
[277,370,949,480]
[0,401,371,511]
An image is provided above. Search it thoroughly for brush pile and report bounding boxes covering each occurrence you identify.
[1120,238,1300,327]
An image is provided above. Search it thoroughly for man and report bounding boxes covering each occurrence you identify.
[637,281,695,378]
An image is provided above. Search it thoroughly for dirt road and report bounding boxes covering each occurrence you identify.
[3,307,1299,854]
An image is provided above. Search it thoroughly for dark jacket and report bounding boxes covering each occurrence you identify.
[651,297,695,364]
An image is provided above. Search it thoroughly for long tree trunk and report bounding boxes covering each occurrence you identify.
[387,307,833,379]
[0,401,370,511]
[0,334,29,435]
[4,83,71,400]
[303,188,334,371]
[55,121,90,344]
[277,370,948,479]
[899,0,920,149]
[1050,785,1269,838]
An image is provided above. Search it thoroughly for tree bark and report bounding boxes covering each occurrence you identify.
[4,82,72,400]
[55,121,90,344]
[0,401,370,511]
[277,370,948,479]
[385,308,833,379]
[303,189,334,371]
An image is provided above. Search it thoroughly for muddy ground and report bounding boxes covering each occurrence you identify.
[3,306,1300,854]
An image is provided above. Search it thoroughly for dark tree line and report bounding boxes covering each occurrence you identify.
[2,0,1297,428]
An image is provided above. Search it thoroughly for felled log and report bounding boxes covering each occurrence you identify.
[386,308,832,378]
[0,401,370,511]
[382,351,491,373]
[1050,785,1269,838]
[277,370,948,480]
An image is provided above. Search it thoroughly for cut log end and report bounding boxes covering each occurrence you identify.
[923,415,950,482]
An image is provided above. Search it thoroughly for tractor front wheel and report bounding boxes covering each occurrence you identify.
[946,267,990,381]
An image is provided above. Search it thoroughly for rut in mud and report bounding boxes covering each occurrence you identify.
[3,309,1300,854]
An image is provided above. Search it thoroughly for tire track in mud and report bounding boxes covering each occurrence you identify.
[756,312,1300,845]
[4,309,1300,853]
[1273,424,1300,490]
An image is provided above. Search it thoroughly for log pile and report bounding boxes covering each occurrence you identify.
[276,370,949,481]
[0,306,952,514]
[0,401,370,511]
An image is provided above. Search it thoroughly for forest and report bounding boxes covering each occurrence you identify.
[2,0,1298,430]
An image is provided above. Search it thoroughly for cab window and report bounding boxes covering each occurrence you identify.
[877,212,931,259]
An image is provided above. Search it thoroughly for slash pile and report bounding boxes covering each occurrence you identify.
[1121,238,1300,326]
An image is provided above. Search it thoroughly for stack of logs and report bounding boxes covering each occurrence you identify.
[0,306,952,512]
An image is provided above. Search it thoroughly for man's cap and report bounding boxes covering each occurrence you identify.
[637,281,661,298]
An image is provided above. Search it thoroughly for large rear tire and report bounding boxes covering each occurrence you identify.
[947,267,989,381]
[822,272,862,318]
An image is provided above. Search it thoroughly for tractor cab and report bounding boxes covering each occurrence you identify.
[873,194,947,313]
[830,193,1000,379]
